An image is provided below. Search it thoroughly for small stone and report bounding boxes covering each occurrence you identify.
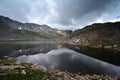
[4,56,9,59]
[15,61,21,65]
[21,70,26,75]
[7,57,16,62]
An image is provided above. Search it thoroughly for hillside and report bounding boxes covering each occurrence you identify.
[0,16,72,40]
[67,22,120,46]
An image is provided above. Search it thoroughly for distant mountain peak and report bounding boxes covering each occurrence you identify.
[0,15,13,22]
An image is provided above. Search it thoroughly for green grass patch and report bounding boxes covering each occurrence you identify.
[0,60,15,66]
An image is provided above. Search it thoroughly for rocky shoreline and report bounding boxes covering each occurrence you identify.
[0,60,119,80]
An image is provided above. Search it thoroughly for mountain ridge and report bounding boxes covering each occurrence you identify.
[0,15,72,40]
[65,22,120,46]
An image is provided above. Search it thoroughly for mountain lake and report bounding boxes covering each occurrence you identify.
[0,40,120,77]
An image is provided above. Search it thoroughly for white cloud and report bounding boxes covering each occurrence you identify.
[110,19,120,22]
[26,0,50,24]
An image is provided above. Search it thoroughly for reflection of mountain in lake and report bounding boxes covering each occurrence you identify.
[17,48,120,76]
[9,44,63,57]
[0,41,63,59]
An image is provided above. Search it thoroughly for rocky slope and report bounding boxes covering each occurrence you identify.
[67,22,120,46]
[0,16,72,40]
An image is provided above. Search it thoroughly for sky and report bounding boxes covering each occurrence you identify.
[0,0,120,30]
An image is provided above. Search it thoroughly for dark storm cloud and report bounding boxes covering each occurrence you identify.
[52,0,120,27]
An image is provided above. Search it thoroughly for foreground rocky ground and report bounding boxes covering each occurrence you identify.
[0,60,118,80]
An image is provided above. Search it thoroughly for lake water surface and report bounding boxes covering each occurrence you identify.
[0,41,120,76]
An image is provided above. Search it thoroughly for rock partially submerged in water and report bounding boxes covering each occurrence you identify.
[4,56,17,62]
[0,60,118,80]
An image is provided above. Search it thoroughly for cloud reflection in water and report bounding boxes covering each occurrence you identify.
[17,48,120,76]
